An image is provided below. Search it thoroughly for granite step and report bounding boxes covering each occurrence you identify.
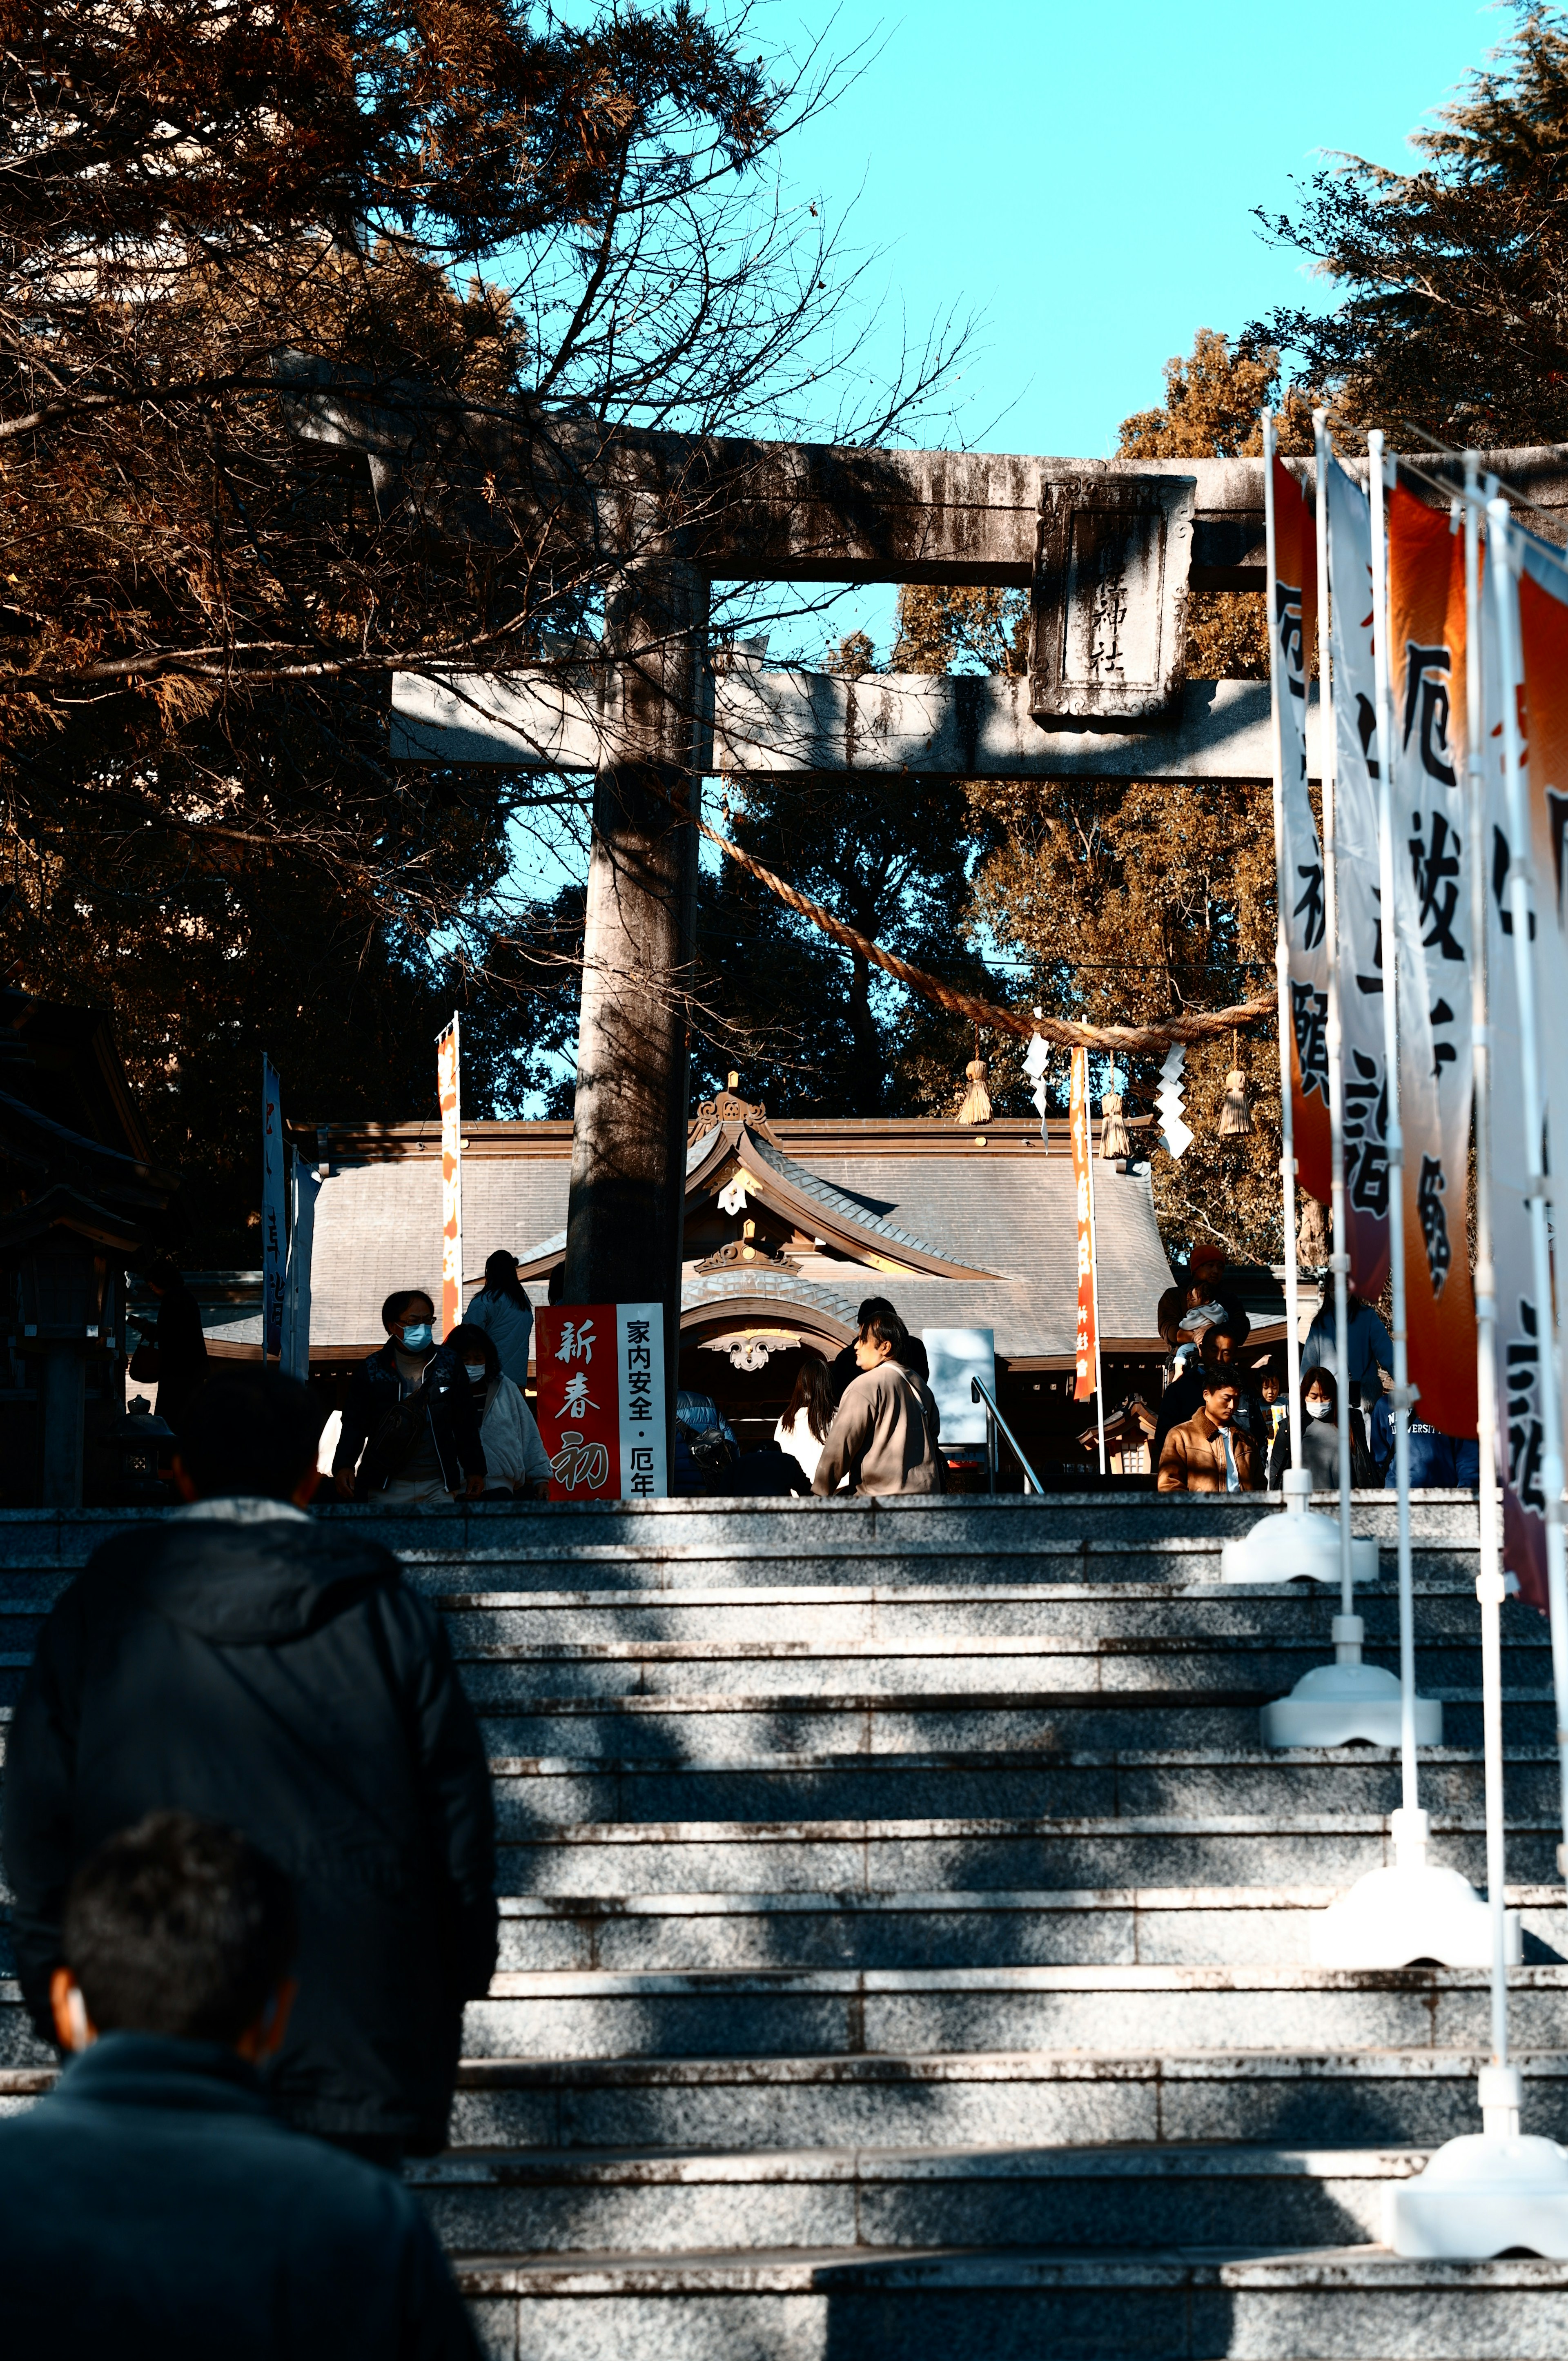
[474,1882,1567,1973]
[443,2042,1568,2153]
[9,1881,1561,1983]
[451,2246,1568,2361]
[444,1963,1568,2063]
[433,1583,1523,1646]
[406,2140,1414,2256]
[482,1748,1559,1830]
[447,1634,1547,1706]
[0,1577,1523,1659]
[489,1811,1558,1899]
[470,1689,1559,1757]
[6,1961,1564,2071]
[7,2044,1566,2152]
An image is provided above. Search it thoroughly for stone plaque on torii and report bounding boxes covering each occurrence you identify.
[282,369,1568,1412]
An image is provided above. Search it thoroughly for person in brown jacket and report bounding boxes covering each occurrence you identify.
[813,1313,941,1496]
[1157,1375,1263,1493]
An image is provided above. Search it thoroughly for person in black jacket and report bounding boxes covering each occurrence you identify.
[2,1369,497,2161]
[332,1287,486,1505]
[134,1257,209,1437]
[0,1810,479,2361]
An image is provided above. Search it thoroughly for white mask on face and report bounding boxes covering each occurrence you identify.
[1305,1397,1331,1419]
[464,1365,487,1385]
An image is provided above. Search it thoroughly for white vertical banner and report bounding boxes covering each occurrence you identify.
[437,1013,462,1342]
[1324,457,1393,1301]
[262,1055,287,1360]
[282,1152,321,1383]
[616,1302,667,1498]
[1481,548,1547,1610]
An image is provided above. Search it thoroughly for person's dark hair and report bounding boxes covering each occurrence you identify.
[146,1257,184,1293]
[1200,1372,1238,1400]
[176,1370,323,1500]
[447,1321,499,1384]
[895,1332,930,1382]
[856,1296,897,1330]
[860,1310,907,1354]
[481,1250,528,1307]
[1300,1363,1339,1410]
[382,1287,434,1332]
[782,1354,834,1443]
[1199,1325,1238,1370]
[63,1812,295,2045]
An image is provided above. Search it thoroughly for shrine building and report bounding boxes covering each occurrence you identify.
[254,1086,1193,1477]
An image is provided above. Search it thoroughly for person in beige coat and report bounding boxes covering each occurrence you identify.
[1157,1377,1262,1493]
[813,1313,941,1496]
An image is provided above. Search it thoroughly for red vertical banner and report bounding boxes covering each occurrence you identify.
[535,1305,620,1499]
[1386,485,1477,1437]
[437,1014,462,1342]
[1070,1047,1098,1403]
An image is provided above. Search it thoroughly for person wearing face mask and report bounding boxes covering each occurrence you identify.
[1267,1363,1375,1495]
[331,1289,486,1506]
[444,1322,552,1500]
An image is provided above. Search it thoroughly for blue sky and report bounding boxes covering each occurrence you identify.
[764,0,1511,461]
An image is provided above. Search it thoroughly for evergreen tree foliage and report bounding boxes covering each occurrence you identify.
[1253,6,1568,445]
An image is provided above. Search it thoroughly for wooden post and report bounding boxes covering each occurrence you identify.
[563,559,706,1460]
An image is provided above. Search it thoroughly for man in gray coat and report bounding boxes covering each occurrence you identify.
[813,1312,941,1496]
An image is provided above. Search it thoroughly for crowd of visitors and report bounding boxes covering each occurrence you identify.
[1152,1244,1480,1497]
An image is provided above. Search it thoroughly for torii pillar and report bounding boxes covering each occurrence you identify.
[562,559,706,1434]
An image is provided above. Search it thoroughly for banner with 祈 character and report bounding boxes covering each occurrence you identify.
[1324,457,1392,1300]
[437,1014,462,1342]
[1480,549,1550,1611]
[534,1303,668,1499]
[261,1054,287,1360]
[1267,451,1333,1203]
[1069,1047,1099,1405]
[1386,480,1478,1436]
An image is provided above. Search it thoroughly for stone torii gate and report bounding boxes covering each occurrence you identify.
[283,373,1568,1403]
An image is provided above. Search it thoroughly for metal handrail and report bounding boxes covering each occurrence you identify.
[971,1375,1045,1496]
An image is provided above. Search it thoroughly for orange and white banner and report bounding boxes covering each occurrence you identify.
[437,1013,462,1341]
[1267,452,1333,1204]
[1323,456,1392,1299]
[1070,1046,1099,1403]
[1386,481,1477,1437]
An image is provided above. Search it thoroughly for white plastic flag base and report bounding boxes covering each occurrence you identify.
[1219,1507,1379,1585]
[1261,1657,1437,1749]
[1386,2133,1568,2258]
[1311,1811,1515,1969]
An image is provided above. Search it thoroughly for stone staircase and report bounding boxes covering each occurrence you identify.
[4,1491,1568,2358]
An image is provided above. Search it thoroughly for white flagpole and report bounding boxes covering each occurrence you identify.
[1314,411,1356,1606]
[1263,414,1306,1502]
[1368,430,1424,1847]
[1087,1119,1107,1477]
[1488,498,1568,1896]
[1464,461,1513,2114]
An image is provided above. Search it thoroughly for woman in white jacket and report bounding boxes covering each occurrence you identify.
[447,1323,552,1498]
